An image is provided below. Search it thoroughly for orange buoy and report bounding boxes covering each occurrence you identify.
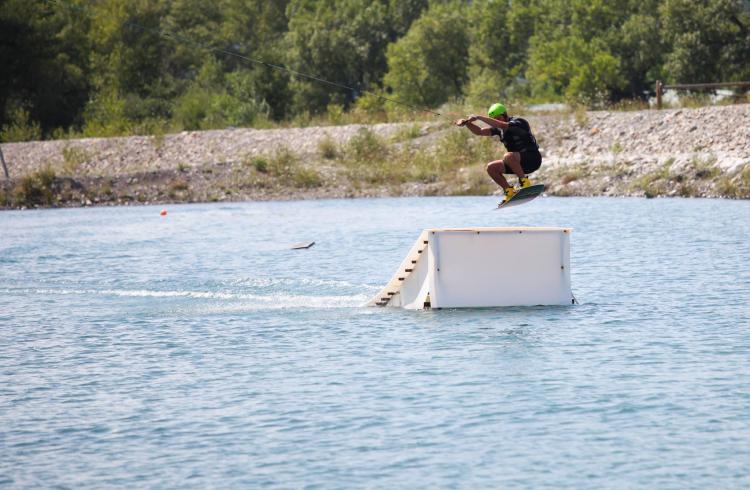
[160,209,167,216]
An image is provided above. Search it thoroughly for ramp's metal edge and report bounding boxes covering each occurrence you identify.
[427,227,573,233]
[366,230,429,307]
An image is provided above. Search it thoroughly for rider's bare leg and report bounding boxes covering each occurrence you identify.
[503,152,525,181]
[486,160,511,189]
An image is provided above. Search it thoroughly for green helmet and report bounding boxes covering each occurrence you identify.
[488,102,507,118]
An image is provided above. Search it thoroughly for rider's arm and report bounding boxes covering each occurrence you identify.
[456,116,492,136]
[464,120,492,136]
[472,114,509,130]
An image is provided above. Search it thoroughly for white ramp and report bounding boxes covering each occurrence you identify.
[367,227,574,309]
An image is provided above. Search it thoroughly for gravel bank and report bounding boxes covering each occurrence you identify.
[2,104,749,208]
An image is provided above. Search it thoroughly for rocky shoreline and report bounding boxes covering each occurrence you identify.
[2,104,749,208]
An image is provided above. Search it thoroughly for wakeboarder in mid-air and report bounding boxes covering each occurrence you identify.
[456,103,543,206]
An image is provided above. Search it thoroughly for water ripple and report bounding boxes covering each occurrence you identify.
[1,197,749,488]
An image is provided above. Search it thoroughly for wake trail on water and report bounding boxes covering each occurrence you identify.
[2,287,373,310]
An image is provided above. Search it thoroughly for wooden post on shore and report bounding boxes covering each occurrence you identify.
[655,80,662,110]
[0,145,8,179]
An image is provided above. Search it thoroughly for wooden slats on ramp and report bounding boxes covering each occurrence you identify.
[368,231,429,307]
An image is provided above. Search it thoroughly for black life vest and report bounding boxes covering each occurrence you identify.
[490,117,539,152]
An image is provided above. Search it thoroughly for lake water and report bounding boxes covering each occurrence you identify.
[1,196,749,489]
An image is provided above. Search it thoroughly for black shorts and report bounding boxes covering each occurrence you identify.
[503,150,542,174]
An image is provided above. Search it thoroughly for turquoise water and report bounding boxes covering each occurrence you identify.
[1,196,749,488]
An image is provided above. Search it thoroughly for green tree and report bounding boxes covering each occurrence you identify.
[610,6,665,99]
[387,0,429,38]
[173,58,270,130]
[84,0,174,134]
[161,0,224,82]
[527,35,625,105]
[219,0,292,120]
[0,0,91,136]
[285,0,392,113]
[464,0,539,105]
[660,0,750,83]
[383,1,470,108]
[524,0,629,104]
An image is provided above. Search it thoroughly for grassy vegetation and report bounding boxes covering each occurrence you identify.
[170,179,189,192]
[0,183,11,207]
[390,124,423,143]
[61,145,91,175]
[606,99,650,112]
[267,147,323,188]
[317,136,339,160]
[151,131,166,152]
[12,167,57,206]
[338,128,397,185]
[573,106,589,127]
[330,125,500,192]
[246,156,268,174]
[6,92,745,145]
[687,154,720,179]
[715,164,750,198]
[558,164,589,185]
[630,161,674,198]
[167,178,189,199]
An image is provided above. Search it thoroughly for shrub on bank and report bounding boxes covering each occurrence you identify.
[317,136,339,159]
[61,146,91,175]
[13,167,57,206]
[0,107,42,142]
[716,165,750,198]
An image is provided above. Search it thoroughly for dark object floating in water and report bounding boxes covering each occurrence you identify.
[291,241,315,250]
